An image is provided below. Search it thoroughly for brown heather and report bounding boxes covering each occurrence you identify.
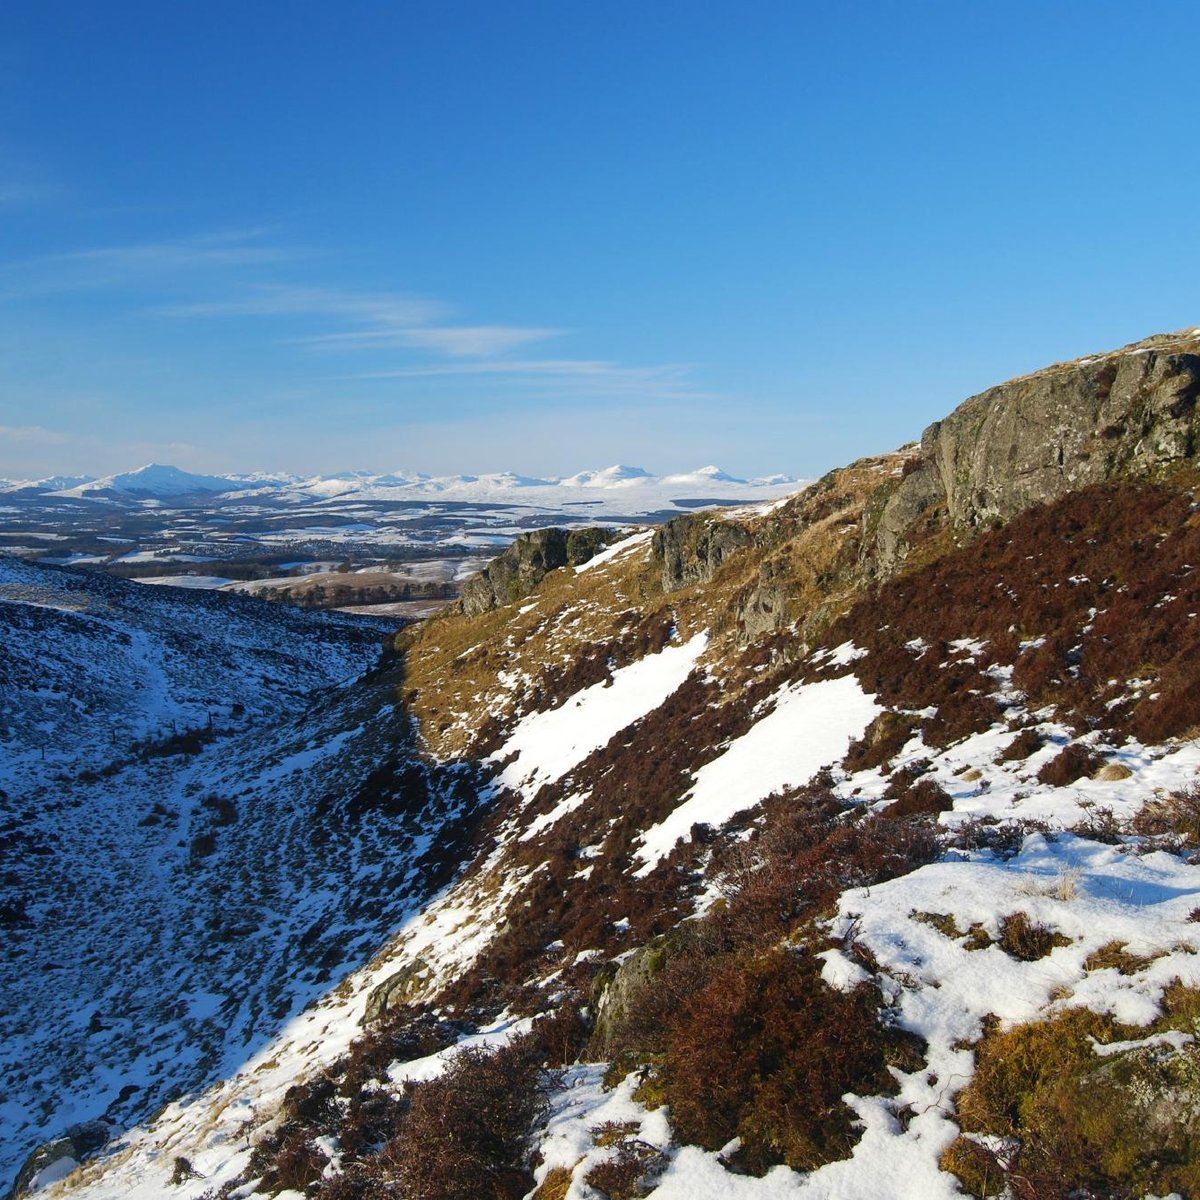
[235,360,1200,1197]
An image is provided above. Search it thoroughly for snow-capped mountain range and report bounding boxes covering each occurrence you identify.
[0,462,799,507]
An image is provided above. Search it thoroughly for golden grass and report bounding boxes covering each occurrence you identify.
[400,449,910,760]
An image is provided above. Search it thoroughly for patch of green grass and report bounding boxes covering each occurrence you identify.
[945,989,1200,1198]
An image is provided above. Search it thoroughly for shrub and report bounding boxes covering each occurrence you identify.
[923,688,1002,749]
[584,1138,668,1199]
[950,817,1034,859]
[249,1123,329,1195]
[997,913,1069,962]
[189,832,217,861]
[315,1164,401,1199]
[1036,744,1104,787]
[883,760,932,800]
[1131,784,1200,845]
[171,1157,200,1184]
[381,1036,553,1200]
[201,793,238,825]
[1083,941,1158,975]
[1070,803,1123,844]
[659,948,896,1174]
[998,727,1043,763]
[884,776,953,818]
[1132,675,1200,744]
[523,995,590,1068]
[939,1135,1006,1197]
[843,711,919,772]
[949,1000,1200,1199]
[712,807,940,949]
[280,1073,341,1136]
[339,1011,463,1098]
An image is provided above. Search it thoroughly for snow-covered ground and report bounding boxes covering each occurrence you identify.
[492,631,710,799]
[8,517,1200,1200]
[0,558,486,1191]
[635,670,880,874]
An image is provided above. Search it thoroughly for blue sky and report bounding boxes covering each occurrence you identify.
[1,1,1198,480]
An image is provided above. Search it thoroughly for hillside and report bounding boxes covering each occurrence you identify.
[8,330,1200,1200]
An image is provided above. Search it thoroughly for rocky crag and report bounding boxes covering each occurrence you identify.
[869,328,1200,573]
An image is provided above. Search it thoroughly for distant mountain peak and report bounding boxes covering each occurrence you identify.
[661,465,748,485]
[59,463,236,498]
[21,460,803,507]
[560,464,654,488]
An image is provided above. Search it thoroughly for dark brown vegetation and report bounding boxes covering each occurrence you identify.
[584,1137,669,1199]
[996,913,1070,962]
[830,478,1200,747]
[998,727,1043,762]
[882,771,953,818]
[587,787,939,1175]
[241,1004,583,1200]
[660,948,896,1173]
[1131,783,1200,846]
[433,671,786,1017]
[1035,744,1103,787]
[381,1041,551,1200]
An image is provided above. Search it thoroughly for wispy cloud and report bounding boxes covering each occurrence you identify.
[300,324,560,357]
[164,282,562,359]
[0,228,304,298]
[0,225,709,405]
[160,284,444,326]
[52,229,296,269]
[0,182,53,207]
[0,424,68,444]
[353,358,712,399]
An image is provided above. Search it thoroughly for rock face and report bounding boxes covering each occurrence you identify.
[653,512,752,592]
[589,936,673,1059]
[870,331,1200,573]
[363,959,431,1024]
[736,559,794,642]
[458,527,609,616]
[9,1122,110,1199]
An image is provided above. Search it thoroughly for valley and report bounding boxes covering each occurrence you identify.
[0,467,797,616]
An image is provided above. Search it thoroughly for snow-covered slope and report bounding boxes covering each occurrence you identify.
[0,559,489,1192]
[25,489,1200,1198]
[10,334,1200,1200]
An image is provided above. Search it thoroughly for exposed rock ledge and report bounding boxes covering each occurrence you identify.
[870,330,1200,573]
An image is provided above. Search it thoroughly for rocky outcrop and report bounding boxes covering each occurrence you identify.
[589,930,692,1059]
[653,512,752,592]
[736,559,794,642]
[459,527,609,616]
[8,1122,110,1199]
[870,331,1200,574]
[363,959,432,1024]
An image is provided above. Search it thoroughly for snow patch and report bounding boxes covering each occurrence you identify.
[634,674,881,875]
[491,633,709,798]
